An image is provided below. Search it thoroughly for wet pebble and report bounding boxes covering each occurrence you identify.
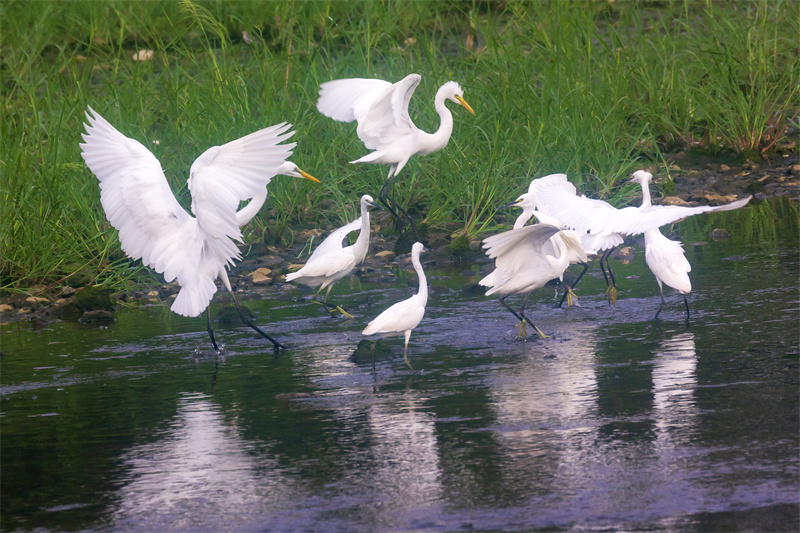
[710,228,730,241]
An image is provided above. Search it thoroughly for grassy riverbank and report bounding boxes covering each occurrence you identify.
[2,0,798,293]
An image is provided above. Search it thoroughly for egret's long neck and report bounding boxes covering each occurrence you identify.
[236,187,268,227]
[352,202,371,262]
[639,180,653,208]
[513,207,535,229]
[413,252,428,303]
[418,89,454,155]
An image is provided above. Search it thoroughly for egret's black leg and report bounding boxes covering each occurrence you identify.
[378,173,404,227]
[386,194,421,240]
[377,172,421,240]
[654,287,666,320]
[207,308,220,352]
[600,248,618,305]
[557,262,588,308]
[518,294,549,339]
[230,293,286,351]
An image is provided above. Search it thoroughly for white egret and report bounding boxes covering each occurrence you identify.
[362,242,428,370]
[79,107,319,352]
[316,73,474,227]
[498,188,592,307]
[480,223,589,339]
[286,194,380,317]
[535,170,752,302]
[631,171,692,319]
[644,227,692,319]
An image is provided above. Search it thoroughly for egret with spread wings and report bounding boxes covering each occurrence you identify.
[80,107,319,352]
[316,73,474,229]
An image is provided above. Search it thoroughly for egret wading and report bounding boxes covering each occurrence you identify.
[286,194,381,317]
[79,107,319,352]
[316,73,474,232]
[480,223,589,339]
[631,171,691,319]
[497,186,593,308]
[535,171,752,304]
[362,242,428,371]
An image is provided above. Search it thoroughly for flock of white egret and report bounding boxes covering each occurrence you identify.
[79,73,751,368]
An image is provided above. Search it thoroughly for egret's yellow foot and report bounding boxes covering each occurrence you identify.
[565,288,580,307]
[534,326,550,339]
[403,353,415,371]
[606,285,618,306]
[336,305,354,319]
[514,320,528,339]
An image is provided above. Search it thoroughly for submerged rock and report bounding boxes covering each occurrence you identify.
[710,228,730,241]
[350,339,395,364]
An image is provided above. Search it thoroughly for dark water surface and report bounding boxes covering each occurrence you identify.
[2,199,798,532]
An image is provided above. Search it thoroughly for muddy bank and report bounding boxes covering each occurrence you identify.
[2,157,798,326]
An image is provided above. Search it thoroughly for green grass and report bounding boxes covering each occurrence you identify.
[1,0,798,292]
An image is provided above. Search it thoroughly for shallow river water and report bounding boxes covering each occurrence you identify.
[1,198,798,532]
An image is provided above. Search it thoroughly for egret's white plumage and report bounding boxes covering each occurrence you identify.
[480,222,589,338]
[79,107,318,350]
[632,172,693,319]
[362,242,428,370]
[534,171,751,303]
[535,171,752,238]
[235,162,317,227]
[317,74,475,179]
[645,227,692,319]
[286,194,379,315]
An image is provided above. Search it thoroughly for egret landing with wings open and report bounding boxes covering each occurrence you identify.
[286,194,380,317]
[316,73,474,230]
[80,107,319,352]
[480,223,589,339]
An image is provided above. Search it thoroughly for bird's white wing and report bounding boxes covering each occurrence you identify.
[317,78,393,123]
[528,173,574,196]
[188,123,296,255]
[608,196,753,235]
[362,294,426,336]
[482,224,561,263]
[307,218,363,262]
[645,230,692,293]
[536,181,622,235]
[356,74,421,150]
[80,107,195,280]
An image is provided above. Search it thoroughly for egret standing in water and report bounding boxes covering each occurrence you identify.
[316,73,474,227]
[80,107,319,351]
[497,186,592,307]
[644,227,692,319]
[286,194,380,317]
[362,242,428,371]
[630,170,692,319]
[535,170,752,304]
[480,222,589,339]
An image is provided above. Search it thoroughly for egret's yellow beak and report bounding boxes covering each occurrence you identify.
[298,168,321,183]
[455,95,475,115]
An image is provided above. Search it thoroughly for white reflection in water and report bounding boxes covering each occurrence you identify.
[652,331,699,448]
[302,344,444,526]
[110,393,296,531]
[486,323,601,494]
